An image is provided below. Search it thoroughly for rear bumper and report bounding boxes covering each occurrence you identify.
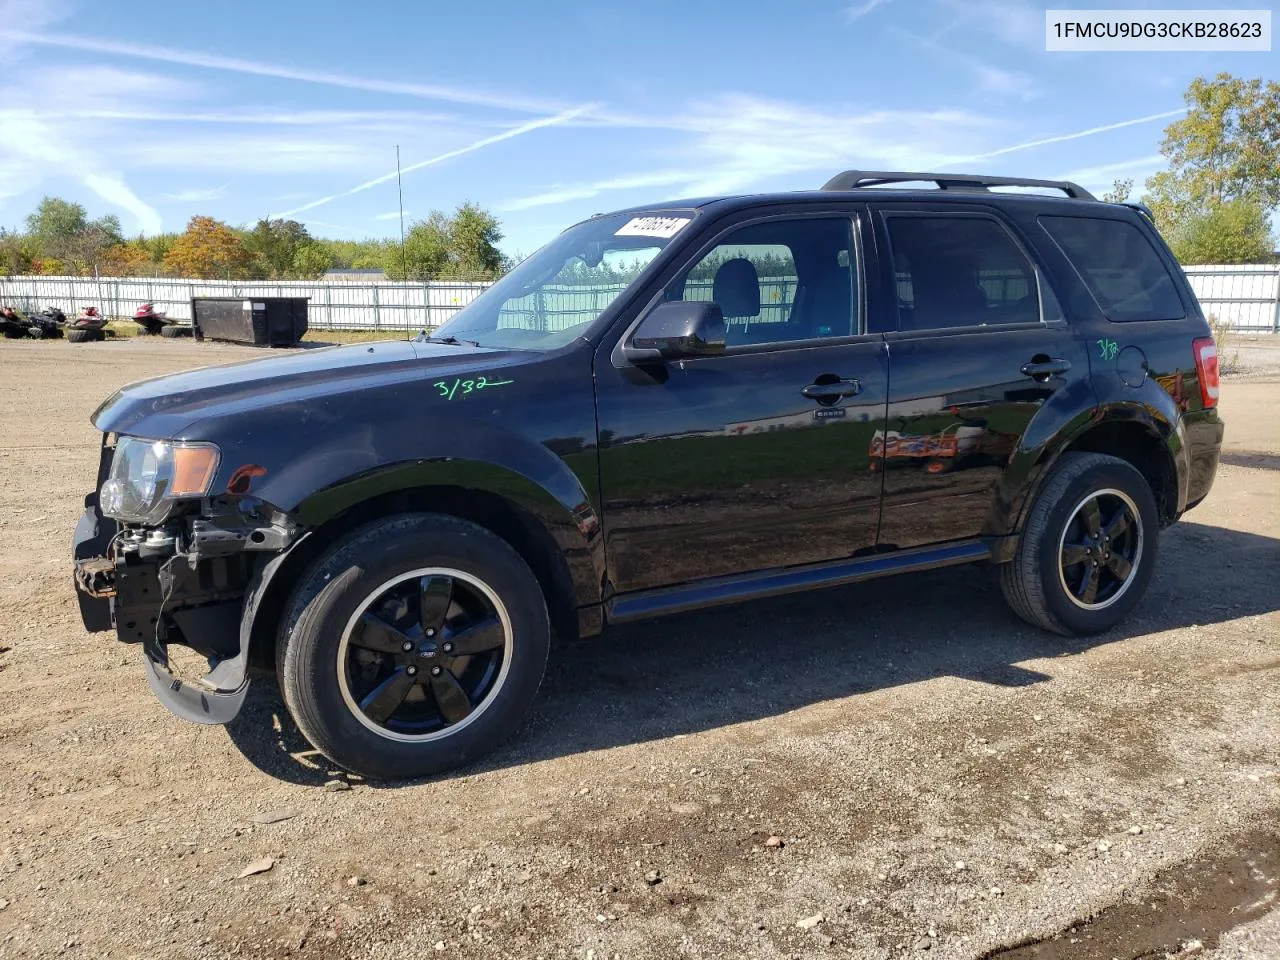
[1183,415,1224,512]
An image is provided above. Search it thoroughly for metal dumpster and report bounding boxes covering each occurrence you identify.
[191,297,309,346]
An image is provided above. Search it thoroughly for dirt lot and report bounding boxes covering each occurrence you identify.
[1,336,1278,960]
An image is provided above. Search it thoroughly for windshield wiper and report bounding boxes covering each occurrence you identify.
[414,332,481,347]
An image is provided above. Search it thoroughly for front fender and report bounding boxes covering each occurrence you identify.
[293,451,604,608]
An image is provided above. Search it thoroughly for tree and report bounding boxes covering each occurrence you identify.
[394,212,451,281]
[142,233,177,266]
[1145,73,1280,239]
[23,196,123,274]
[387,203,506,281]
[1101,179,1133,204]
[25,196,89,251]
[245,218,314,279]
[99,241,156,277]
[291,242,333,279]
[447,202,504,278]
[0,229,36,276]
[1167,198,1276,264]
[163,216,254,279]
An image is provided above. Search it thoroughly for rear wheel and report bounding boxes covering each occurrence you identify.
[160,325,192,338]
[277,514,550,779]
[3,326,26,339]
[1000,452,1158,636]
[67,328,104,343]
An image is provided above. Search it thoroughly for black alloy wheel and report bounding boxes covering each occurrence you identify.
[337,568,512,742]
[1057,488,1144,610]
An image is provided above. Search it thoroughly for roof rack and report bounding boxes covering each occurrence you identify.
[820,170,1096,201]
[1121,200,1156,223]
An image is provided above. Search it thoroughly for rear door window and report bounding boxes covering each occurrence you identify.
[1039,216,1185,322]
[885,215,1045,331]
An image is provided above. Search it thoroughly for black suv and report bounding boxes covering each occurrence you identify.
[72,171,1224,779]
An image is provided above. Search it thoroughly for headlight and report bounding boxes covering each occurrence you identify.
[99,437,220,524]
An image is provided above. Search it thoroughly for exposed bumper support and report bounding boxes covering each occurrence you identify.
[142,645,249,724]
[72,497,298,727]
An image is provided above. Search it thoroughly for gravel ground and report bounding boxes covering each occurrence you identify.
[0,336,1277,960]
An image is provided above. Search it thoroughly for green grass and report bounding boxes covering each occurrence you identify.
[302,328,420,345]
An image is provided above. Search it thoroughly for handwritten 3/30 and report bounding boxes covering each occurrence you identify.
[432,376,516,400]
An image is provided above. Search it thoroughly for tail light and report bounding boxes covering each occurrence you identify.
[1192,337,1219,409]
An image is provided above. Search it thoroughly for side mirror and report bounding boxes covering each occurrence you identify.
[623,301,726,363]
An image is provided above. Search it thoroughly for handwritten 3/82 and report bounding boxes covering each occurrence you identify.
[433,376,515,400]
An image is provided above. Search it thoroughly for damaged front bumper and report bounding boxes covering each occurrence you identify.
[72,484,297,725]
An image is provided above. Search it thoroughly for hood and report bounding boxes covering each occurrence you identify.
[93,339,515,438]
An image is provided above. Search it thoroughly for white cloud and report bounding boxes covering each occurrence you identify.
[0,74,165,232]
[933,0,1043,48]
[373,211,409,221]
[0,29,571,114]
[272,104,596,218]
[0,0,67,36]
[941,110,1185,165]
[845,0,894,22]
[503,94,996,211]
[501,96,1188,215]
[502,171,697,211]
[131,137,376,174]
[82,172,162,234]
[1053,155,1166,191]
[894,28,1040,101]
[0,107,482,128]
[162,182,231,202]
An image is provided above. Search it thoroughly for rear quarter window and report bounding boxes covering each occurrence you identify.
[1039,215,1185,322]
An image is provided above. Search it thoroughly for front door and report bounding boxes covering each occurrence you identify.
[594,213,889,594]
[869,204,1093,549]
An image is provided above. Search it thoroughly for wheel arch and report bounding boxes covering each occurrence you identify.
[988,397,1189,563]
[243,467,604,677]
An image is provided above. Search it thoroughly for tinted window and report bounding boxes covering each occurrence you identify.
[1039,216,1185,322]
[672,218,856,346]
[887,216,1042,331]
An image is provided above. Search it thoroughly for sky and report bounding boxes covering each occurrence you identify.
[0,0,1275,256]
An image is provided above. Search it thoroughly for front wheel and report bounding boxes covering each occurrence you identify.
[1000,452,1158,636]
[277,514,550,779]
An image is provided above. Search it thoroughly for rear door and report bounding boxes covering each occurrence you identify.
[869,202,1093,550]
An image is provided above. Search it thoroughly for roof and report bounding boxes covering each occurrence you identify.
[595,171,1115,222]
[599,189,1118,220]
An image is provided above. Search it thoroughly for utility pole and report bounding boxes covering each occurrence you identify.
[396,146,408,282]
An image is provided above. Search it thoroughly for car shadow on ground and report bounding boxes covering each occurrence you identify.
[1219,451,1280,472]
[223,520,1280,786]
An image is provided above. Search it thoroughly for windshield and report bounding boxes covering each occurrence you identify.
[430,211,695,350]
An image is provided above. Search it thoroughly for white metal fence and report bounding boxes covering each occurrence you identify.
[1,264,1277,332]
[1183,264,1280,332]
[0,276,491,330]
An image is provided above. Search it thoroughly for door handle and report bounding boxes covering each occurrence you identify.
[802,379,862,400]
[1020,358,1071,381]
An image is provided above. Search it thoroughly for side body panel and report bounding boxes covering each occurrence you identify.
[869,200,1096,549]
[1005,203,1224,533]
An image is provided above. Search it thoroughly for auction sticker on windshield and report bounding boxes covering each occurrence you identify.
[615,216,691,238]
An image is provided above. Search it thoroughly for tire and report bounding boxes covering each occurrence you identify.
[1000,452,1159,636]
[3,326,26,339]
[26,326,46,339]
[67,328,104,343]
[160,325,192,338]
[277,513,550,779]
